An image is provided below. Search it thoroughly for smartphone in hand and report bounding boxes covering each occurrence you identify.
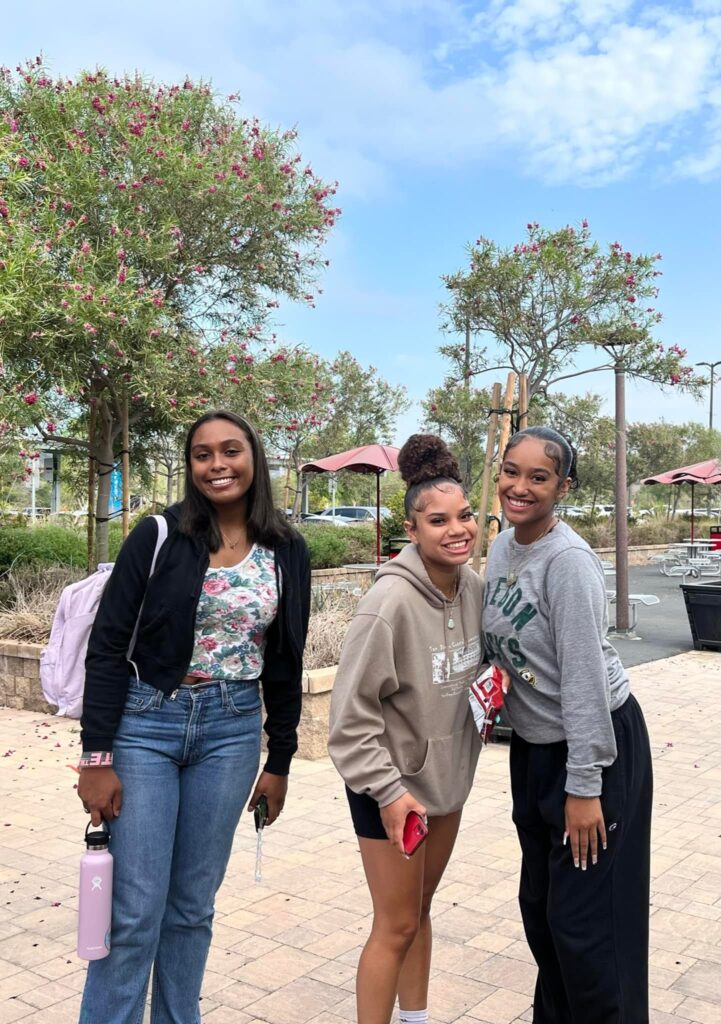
[403,811,428,857]
[254,794,269,832]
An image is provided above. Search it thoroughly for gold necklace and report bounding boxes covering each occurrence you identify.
[220,529,246,551]
[505,517,558,586]
[439,572,460,629]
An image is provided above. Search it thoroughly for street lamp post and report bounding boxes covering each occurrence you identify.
[696,360,721,431]
[603,335,632,634]
[613,357,630,632]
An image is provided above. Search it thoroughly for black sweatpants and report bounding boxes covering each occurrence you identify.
[510,694,653,1024]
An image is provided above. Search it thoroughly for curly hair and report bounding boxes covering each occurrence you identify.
[398,434,465,519]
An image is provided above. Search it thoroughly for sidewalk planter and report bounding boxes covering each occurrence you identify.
[680,580,721,652]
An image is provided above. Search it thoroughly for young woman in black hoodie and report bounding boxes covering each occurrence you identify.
[77,410,310,1024]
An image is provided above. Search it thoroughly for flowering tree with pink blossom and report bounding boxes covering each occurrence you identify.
[0,59,339,560]
[441,221,703,399]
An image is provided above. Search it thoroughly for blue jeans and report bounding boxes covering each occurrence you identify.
[79,678,262,1024]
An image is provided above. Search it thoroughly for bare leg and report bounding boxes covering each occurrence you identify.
[355,811,463,1024]
[397,810,462,1010]
[356,836,425,1024]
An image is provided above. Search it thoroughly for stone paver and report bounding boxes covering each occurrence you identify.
[0,649,719,1023]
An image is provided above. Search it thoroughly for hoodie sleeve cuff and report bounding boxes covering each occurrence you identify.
[374,777,407,808]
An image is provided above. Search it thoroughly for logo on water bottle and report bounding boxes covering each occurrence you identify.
[91,876,103,892]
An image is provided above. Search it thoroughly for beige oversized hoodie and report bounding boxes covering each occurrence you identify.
[328,543,484,816]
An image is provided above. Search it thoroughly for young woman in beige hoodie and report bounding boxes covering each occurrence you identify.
[329,435,497,1024]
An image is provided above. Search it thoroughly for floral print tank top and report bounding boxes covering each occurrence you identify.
[186,544,278,681]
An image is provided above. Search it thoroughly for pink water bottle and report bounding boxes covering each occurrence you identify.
[77,821,113,960]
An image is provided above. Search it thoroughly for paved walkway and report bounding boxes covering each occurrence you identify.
[0,650,720,1024]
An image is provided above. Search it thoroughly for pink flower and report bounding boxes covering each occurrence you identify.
[116,182,127,190]
[17,155,29,169]
[23,393,38,405]
[181,119,190,131]
[47,421,56,433]
[202,579,228,597]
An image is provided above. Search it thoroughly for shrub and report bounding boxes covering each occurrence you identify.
[381,490,407,552]
[571,516,703,549]
[0,564,84,641]
[299,524,349,569]
[341,525,376,564]
[0,524,86,573]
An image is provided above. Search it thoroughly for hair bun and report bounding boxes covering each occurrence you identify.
[397,434,462,487]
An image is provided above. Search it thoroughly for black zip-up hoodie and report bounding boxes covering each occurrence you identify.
[81,504,311,775]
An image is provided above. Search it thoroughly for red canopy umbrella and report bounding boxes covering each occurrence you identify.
[300,444,400,564]
[643,458,721,542]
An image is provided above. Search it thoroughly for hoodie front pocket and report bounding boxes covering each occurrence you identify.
[402,727,474,815]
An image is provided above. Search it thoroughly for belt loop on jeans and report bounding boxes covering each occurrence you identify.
[219,680,229,709]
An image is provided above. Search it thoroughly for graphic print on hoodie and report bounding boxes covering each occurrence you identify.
[328,543,485,816]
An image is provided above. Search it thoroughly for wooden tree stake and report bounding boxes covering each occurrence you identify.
[472,382,502,573]
[487,372,517,546]
[518,373,529,430]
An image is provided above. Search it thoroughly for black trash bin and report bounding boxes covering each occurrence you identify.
[680,579,721,651]
[387,536,411,558]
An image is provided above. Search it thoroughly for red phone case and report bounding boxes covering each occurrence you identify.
[403,811,428,856]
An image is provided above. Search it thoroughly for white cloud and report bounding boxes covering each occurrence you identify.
[4,0,721,189]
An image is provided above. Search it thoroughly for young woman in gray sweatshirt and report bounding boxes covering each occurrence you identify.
[329,435,496,1024]
[484,425,653,1024]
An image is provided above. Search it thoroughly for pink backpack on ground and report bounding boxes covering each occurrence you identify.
[40,515,168,718]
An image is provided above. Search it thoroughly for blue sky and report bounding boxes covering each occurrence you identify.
[5,0,721,440]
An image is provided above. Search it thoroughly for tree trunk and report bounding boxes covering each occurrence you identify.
[121,392,130,539]
[166,460,175,506]
[291,451,303,518]
[151,461,158,510]
[87,405,97,572]
[93,398,118,564]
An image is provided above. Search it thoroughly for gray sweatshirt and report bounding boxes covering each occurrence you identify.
[483,521,629,797]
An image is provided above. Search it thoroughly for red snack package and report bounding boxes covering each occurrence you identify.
[469,665,506,743]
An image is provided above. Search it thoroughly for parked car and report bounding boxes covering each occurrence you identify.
[302,505,391,526]
[556,505,585,519]
[301,512,356,526]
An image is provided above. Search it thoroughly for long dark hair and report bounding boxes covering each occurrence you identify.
[179,410,292,550]
[503,425,580,489]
